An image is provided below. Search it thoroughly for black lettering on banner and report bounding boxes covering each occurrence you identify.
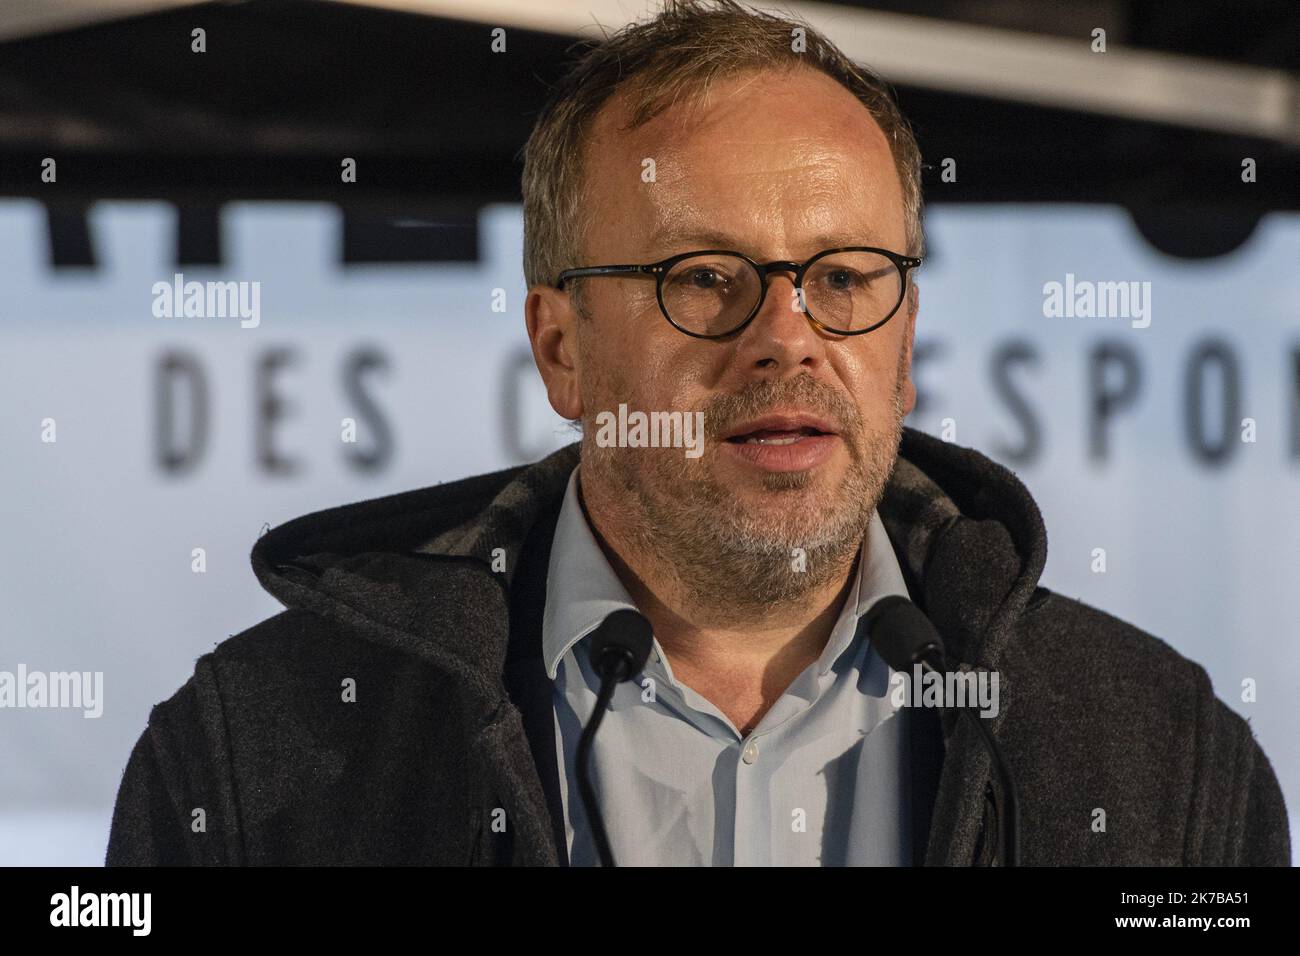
[1088,340,1141,462]
[990,339,1041,465]
[155,350,209,474]
[1184,337,1240,466]
[256,347,300,475]
[342,346,393,472]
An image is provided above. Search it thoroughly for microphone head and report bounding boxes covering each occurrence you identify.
[588,608,654,682]
[861,595,946,672]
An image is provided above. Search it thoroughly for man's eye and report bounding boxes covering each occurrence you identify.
[817,267,888,290]
[679,268,732,289]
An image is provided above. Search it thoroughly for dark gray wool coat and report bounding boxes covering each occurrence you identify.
[106,427,1290,865]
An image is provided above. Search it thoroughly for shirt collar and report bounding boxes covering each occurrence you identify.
[814,496,912,678]
[541,466,639,679]
[541,464,912,684]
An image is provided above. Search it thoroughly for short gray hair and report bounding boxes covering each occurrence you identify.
[520,0,925,310]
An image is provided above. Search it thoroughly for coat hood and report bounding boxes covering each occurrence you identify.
[250,426,1047,688]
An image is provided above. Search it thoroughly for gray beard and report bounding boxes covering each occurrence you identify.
[579,362,907,623]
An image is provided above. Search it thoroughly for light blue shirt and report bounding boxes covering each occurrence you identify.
[543,465,915,866]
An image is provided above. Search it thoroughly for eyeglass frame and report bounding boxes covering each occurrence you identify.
[555,245,923,340]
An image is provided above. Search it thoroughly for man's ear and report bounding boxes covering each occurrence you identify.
[901,281,919,417]
[525,285,584,421]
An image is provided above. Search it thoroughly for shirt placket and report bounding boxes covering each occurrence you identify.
[733,729,772,866]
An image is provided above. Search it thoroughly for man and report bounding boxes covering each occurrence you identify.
[108,0,1288,866]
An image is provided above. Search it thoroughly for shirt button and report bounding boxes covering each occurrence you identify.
[741,738,759,764]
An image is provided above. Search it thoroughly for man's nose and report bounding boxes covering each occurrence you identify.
[734,270,825,372]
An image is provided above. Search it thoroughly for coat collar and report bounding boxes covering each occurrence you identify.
[251,428,1046,703]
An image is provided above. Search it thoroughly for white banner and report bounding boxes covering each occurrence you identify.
[1,200,1296,864]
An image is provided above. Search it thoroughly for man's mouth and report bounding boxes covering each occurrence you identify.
[717,412,842,473]
[726,426,829,446]
[721,413,837,445]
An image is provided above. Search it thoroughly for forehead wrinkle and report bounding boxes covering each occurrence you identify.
[644,221,887,259]
[637,146,886,252]
[597,74,905,262]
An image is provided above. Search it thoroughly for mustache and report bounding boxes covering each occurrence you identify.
[701,375,863,448]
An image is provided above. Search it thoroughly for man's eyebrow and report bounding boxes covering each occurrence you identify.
[645,225,884,256]
[646,225,739,250]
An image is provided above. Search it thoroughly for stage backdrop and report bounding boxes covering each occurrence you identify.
[1,200,1296,864]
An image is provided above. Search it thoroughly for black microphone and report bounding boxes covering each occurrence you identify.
[576,608,654,867]
[862,595,1020,866]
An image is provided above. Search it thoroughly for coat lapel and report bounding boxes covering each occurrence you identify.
[502,485,571,865]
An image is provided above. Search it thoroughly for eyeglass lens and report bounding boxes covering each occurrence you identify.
[660,251,903,336]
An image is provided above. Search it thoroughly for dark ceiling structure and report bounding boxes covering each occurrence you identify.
[0,0,1296,261]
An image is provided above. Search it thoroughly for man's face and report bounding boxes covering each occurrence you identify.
[532,66,917,600]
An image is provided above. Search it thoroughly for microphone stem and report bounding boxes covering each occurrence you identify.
[962,706,1020,866]
[921,657,1020,866]
[576,673,620,867]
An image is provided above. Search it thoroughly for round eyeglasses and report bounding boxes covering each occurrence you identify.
[555,246,922,339]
